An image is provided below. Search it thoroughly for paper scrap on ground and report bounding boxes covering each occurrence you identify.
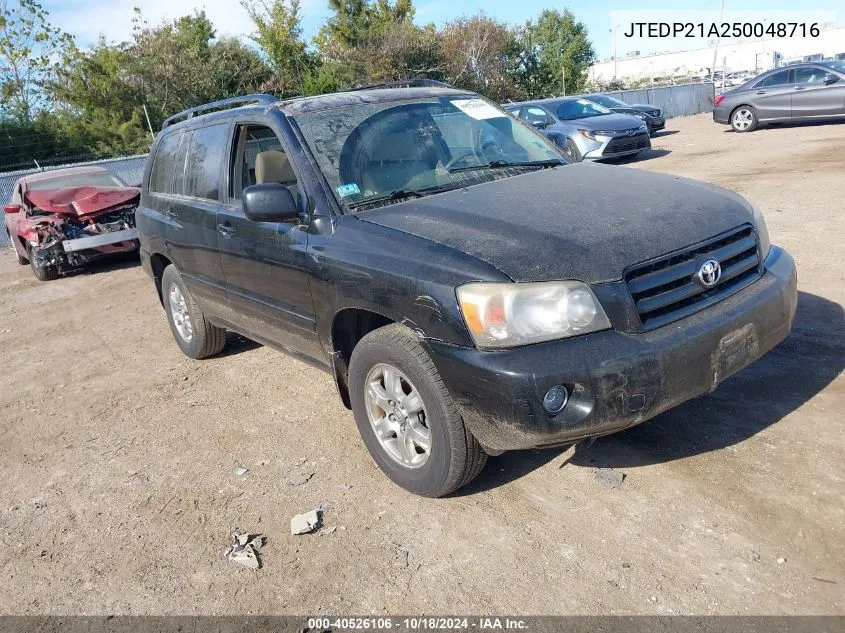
[227,531,265,570]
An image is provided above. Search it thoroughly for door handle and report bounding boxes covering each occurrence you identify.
[165,210,177,220]
[755,90,766,94]
[793,86,806,90]
[217,223,235,238]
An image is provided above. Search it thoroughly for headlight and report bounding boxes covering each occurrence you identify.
[750,204,771,259]
[457,281,611,349]
[634,112,648,120]
[578,129,616,140]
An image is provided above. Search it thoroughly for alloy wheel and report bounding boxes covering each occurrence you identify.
[364,363,432,468]
[168,282,193,342]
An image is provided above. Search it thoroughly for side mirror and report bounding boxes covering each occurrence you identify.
[532,120,549,129]
[824,75,840,85]
[3,204,21,214]
[243,183,299,223]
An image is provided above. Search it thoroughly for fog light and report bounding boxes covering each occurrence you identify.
[542,385,569,415]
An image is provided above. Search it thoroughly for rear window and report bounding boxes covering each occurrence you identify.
[183,123,229,201]
[28,172,125,191]
[148,133,181,194]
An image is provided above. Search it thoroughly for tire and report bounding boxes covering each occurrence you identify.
[161,264,226,359]
[27,246,59,281]
[348,323,487,497]
[17,253,27,265]
[562,137,583,162]
[731,106,758,133]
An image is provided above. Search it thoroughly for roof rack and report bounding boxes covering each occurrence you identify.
[349,78,454,92]
[161,94,277,130]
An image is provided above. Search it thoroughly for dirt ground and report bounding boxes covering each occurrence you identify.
[0,113,843,616]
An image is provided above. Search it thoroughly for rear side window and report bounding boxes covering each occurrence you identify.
[757,70,791,88]
[183,123,229,201]
[794,67,836,84]
[148,133,181,193]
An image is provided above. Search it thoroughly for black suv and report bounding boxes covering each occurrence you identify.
[137,80,797,497]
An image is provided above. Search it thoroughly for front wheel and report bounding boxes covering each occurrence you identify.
[731,106,758,132]
[348,324,487,497]
[27,246,59,281]
[561,138,583,162]
[161,264,226,359]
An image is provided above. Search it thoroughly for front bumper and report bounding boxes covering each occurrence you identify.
[62,228,139,252]
[427,246,797,451]
[582,132,652,160]
[647,117,665,133]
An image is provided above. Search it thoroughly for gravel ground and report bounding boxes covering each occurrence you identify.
[0,113,843,615]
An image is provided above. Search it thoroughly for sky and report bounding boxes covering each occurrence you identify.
[44,0,842,61]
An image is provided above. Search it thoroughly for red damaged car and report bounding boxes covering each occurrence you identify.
[4,166,140,281]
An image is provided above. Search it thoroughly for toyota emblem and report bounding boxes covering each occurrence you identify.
[698,259,722,288]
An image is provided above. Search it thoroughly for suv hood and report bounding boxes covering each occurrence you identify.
[25,186,140,217]
[357,163,754,284]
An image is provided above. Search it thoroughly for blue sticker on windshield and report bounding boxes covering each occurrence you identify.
[336,183,361,197]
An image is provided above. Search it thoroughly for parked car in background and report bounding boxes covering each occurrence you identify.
[4,166,140,280]
[581,94,665,135]
[714,61,845,132]
[137,82,796,497]
[504,97,651,162]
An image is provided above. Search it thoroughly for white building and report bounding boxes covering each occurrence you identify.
[590,25,845,82]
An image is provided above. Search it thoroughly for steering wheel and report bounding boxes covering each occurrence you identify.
[481,141,506,162]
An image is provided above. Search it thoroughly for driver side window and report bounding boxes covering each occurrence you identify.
[231,125,299,208]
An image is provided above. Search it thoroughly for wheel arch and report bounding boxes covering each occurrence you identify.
[149,252,173,306]
[330,307,397,409]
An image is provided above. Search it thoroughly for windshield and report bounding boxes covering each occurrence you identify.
[588,94,626,108]
[555,98,612,121]
[821,60,845,73]
[292,96,565,210]
[27,171,127,191]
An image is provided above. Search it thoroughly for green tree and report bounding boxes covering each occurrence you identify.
[438,13,523,101]
[0,0,73,123]
[240,0,312,96]
[518,9,595,98]
[313,0,420,89]
[46,9,271,158]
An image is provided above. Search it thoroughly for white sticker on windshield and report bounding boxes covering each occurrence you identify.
[451,99,505,120]
[576,99,595,106]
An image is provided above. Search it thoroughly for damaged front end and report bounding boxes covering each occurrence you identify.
[23,187,140,277]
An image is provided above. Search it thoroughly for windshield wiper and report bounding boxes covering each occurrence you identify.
[347,189,424,209]
[447,159,564,173]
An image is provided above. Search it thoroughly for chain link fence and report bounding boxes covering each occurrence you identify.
[1,154,148,249]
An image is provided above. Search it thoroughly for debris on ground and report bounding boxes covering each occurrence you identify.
[233,466,249,476]
[321,526,337,536]
[296,457,307,465]
[291,509,321,535]
[593,468,626,488]
[746,550,761,563]
[226,531,266,570]
[288,471,315,486]
[315,500,333,514]
[777,557,787,564]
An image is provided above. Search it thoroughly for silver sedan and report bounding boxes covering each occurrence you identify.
[504,98,650,162]
[714,61,845,132]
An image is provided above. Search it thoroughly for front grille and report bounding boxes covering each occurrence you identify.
[605,132,650,154]
[625,224,763,330]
